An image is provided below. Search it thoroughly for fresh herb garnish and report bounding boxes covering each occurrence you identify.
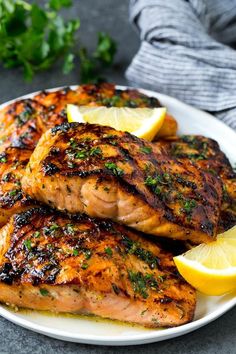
[128,271,159,299]
[79,32,116,84]
[81,263,89,270]
[16,111,31,126]
[24,239,32,251]
[67,145,103,161]
[0,153,7,163]
[33,231,40,238]
[183,199,196,214]
[67,161,75,169]
[105,162,124,177]
[0,0,80,80]
[50,223,60,231]
[140,146,152,154]
[90,147,102,156]
[121,236,160,269]
[69,138,78,149]
[65,224,75,236]
[73,249,79,256]
[9,189,18,197]
[43,223,60,236]
[144,176,158,186]
[40,288,49,296]
[105,247,113,256]
[0,2,116,82]
[75,150,87,159]
[83,249,92,260]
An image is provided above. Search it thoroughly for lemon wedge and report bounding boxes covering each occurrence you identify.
[67,104,166,141]
[174,226,236,296]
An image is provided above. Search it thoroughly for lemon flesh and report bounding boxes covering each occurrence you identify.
[174,226,236,296]
[67,105,166,141]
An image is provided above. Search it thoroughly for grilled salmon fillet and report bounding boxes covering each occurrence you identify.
[22,123,222,244]
[0,207,196,328]
[32,83,177,137]
[0,84,176,227]
[0,99,46,226]
[156,135,236,232]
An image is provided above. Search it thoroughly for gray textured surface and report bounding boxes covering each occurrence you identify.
[0,1,235,353]
[0,0,138,104]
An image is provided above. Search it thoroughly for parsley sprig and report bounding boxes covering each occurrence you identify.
[0,1,117,82]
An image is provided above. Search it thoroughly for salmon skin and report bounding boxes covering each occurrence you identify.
[0,84,176,227]
[22,123,223,244]
[156,135,236,232]
[0,207,196,328]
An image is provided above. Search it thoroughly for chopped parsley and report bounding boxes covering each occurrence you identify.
[222,184,229,202]
[144,176,158,186]
[73,249,79,256]
[40,288,49,296]
[50,223,60,231]
[75,150,87,159]
[67,161,75,168]
[83,249,92,260]
[183,199,196,214]
[81,263,89,270]
[0,154,7,163]
[2,173,11,182]
[140,146,152,154]
[33,231,40,238]
[128,271,159,299]
[16,111,31,126]
[121,236,160,269]
[90,147,102,156]
[105,162,124,176]
[69,138,78,149]
[105,247,113,256]
[23,239,32,251]
[65,224,75,236]
[43,223,60,236]
[9,189,19,197]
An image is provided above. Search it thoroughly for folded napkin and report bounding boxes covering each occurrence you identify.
[126,0,236,130]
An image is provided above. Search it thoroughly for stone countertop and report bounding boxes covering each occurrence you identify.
[0,0,138,104]
[0,1,235,353]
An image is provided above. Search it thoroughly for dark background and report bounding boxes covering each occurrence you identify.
[0,0,139,104]
[0,1,235,353]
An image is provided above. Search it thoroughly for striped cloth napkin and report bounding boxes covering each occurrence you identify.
[126,0,236,130]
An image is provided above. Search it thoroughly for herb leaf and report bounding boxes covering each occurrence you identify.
[40,288,49,296]
[79,32,117,84]
[49,0,72,11]
[0,1,79,80]
[105,247,113,256]
[105,162,124,177]
[93,32,116,66]
[23,239,32,251]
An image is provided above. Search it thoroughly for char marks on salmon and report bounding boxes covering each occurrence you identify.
[0,84,174,226]
[156,135,236,232]
[22,123,223,244]
[0,207,196,328]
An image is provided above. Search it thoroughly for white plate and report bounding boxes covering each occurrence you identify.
[0,85,235,346]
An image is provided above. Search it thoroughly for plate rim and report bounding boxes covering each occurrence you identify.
[0,84,235,345]
[0,295,235,345]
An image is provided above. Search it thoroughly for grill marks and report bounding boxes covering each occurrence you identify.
[0,99,46,225]
[0,207,196,327]
[156,135,236,232]
[22,123,223,242]
[0,84,164,226]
